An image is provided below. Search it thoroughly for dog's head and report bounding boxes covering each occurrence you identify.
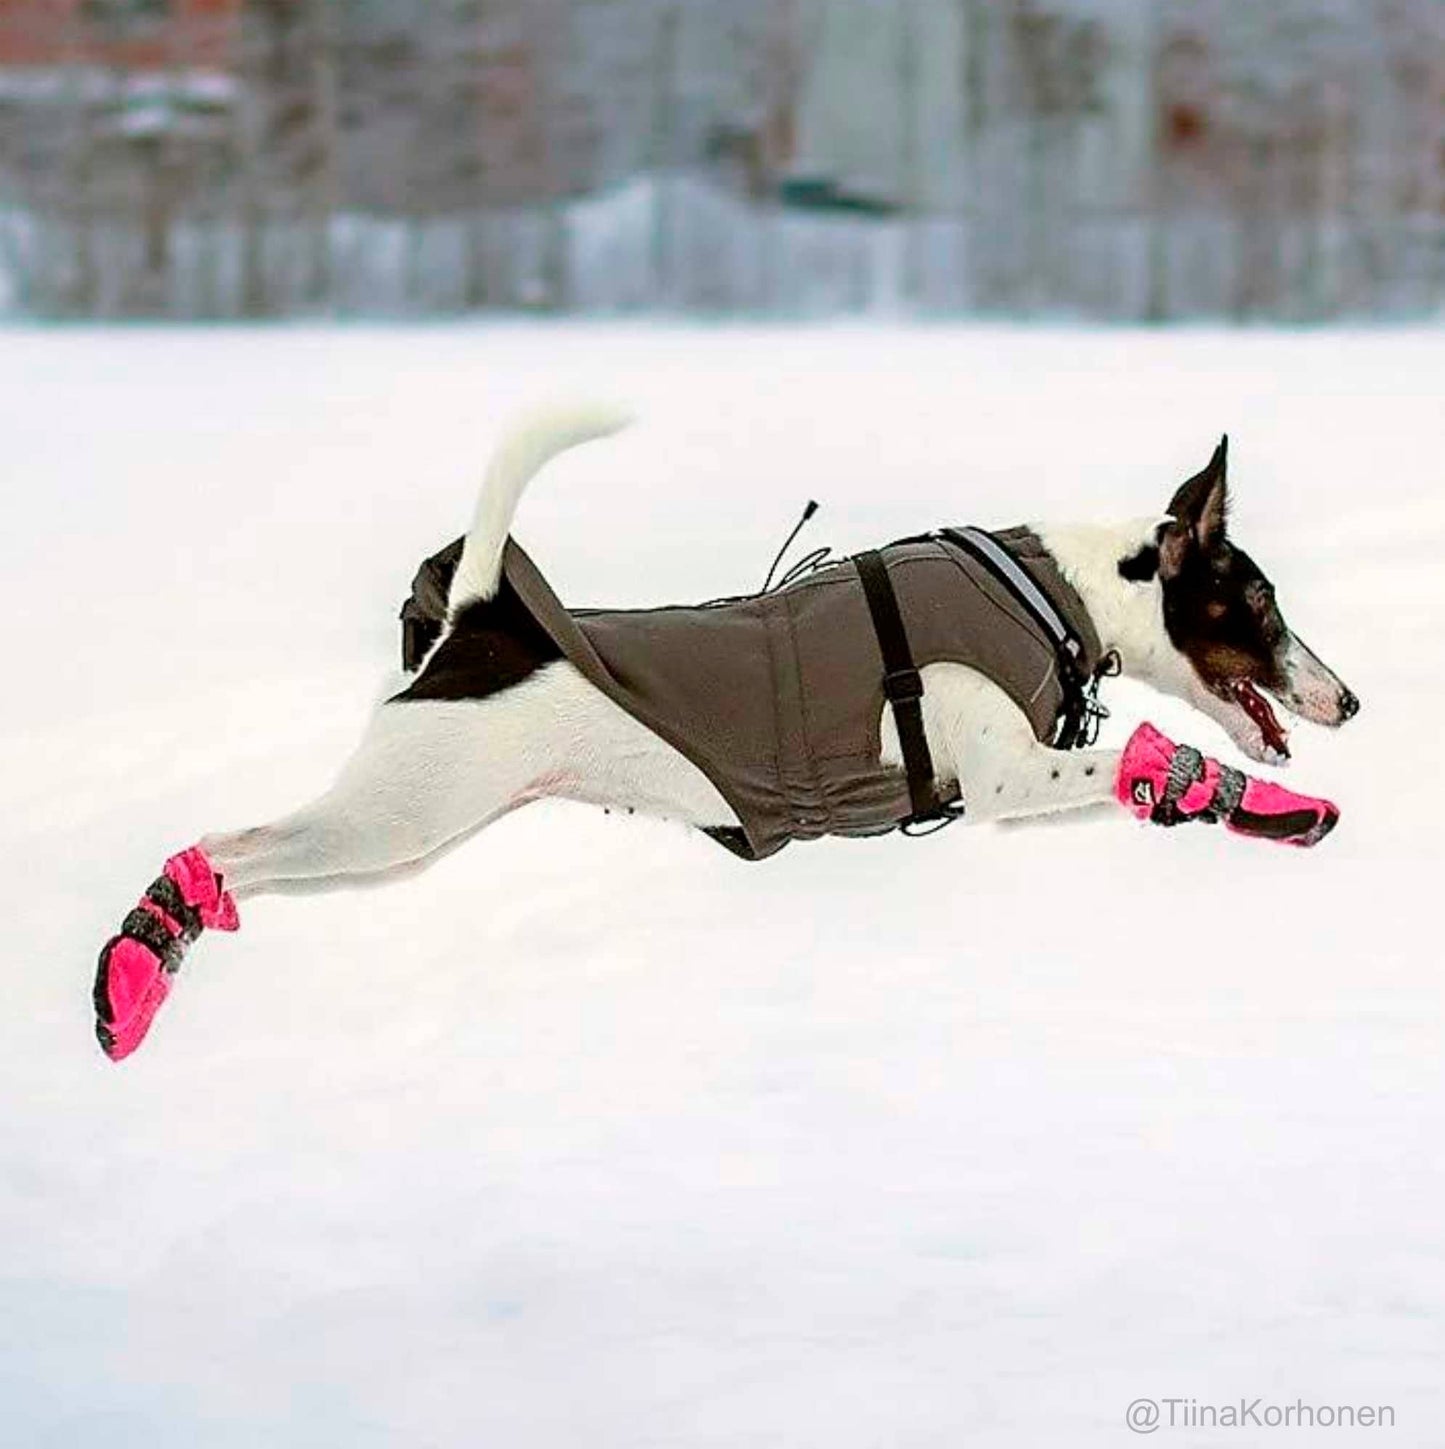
[1121,437,1359,765]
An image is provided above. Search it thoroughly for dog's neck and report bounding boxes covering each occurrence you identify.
[1032,519,1184,691]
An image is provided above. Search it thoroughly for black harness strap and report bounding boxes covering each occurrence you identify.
[854,549,947,828]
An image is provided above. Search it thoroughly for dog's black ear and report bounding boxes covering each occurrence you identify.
[1166,435,1229,554]
[1118,542,1160,582]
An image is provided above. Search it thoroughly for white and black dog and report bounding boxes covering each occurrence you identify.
[94,408,1358,1060]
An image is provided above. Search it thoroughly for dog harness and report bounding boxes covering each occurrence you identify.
[404,528,1106,861]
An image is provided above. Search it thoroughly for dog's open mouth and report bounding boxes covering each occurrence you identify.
[1232,680,1290,759]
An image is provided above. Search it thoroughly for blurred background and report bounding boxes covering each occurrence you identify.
[0,0,1440,322]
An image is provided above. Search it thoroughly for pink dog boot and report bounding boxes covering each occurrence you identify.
[1116,722,1339,848]
[93,846,239,1061]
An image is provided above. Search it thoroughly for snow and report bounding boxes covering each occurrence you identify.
[1,321,1441,1446]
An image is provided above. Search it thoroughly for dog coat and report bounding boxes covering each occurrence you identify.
[482,529,1103,860]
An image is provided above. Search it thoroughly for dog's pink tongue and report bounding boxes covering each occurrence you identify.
[1234,681,1289,757]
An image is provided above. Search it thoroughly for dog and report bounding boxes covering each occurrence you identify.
[94,408,1359,1060]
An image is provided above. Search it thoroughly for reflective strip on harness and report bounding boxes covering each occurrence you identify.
[941,526,1090,747]
[943,527,1084,666]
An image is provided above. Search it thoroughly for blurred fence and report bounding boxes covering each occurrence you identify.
[0,0,1440,321]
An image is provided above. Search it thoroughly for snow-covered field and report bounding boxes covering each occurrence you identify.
[2,322,1441,1447]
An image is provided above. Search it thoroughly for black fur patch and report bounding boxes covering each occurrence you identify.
[1160,540,1286,694]
[391,577,562,703]
[1118,542,1160,582]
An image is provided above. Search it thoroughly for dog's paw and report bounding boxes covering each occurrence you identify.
[92,846,239,1062]
[94,934,174,1061]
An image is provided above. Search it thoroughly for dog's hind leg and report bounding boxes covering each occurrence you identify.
[202,697,565,895]
[94,688,569,1061]
[202,661,736,893]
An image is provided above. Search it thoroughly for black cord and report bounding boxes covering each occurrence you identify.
[762,500,819,593]
[700,500,832,609]
[777,545,835,588]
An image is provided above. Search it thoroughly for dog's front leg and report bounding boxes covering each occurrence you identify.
[915,666,1119,825]
[960,737,1120,825]
[949,710,1339,847]
[921,667,1338,843]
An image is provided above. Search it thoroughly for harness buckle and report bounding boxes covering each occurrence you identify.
[883,666,924,703]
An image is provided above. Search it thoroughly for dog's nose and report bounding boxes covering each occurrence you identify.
[1338,689,1360,721]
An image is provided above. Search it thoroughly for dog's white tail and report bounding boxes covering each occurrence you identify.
[446,403,633,617]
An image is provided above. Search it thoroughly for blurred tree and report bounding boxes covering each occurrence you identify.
[0,0,1436,318]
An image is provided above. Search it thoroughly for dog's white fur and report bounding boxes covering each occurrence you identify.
[445,402,634,617]
[1037,520,1294,768]
[200,408,1324,896]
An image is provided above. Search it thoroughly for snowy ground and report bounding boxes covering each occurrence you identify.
[2,322,1442,1447]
